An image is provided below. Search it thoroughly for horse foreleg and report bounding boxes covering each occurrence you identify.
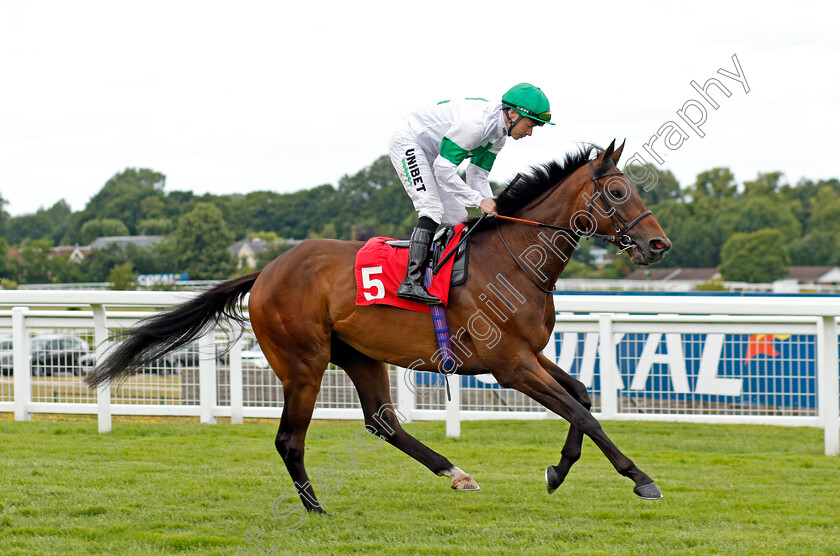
[334,343,479,491]
[537,353,588,493]
[501,359,662,499]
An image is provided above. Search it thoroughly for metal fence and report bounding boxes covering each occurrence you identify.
[0,290,838,456]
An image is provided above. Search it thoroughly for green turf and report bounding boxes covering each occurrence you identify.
[0,416,838,555]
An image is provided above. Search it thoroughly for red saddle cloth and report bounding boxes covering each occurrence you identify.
[354,224,465,313]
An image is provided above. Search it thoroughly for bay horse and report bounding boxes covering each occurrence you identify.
[85,140,671,513]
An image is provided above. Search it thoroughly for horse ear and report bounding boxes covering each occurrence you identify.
[610,139,626,164]
[598,139,616,163]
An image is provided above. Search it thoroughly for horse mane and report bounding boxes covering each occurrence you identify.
[466,143,607,230]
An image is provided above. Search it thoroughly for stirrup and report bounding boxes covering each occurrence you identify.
[397,282,440,304]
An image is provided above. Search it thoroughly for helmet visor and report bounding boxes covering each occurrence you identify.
[505,103,553,126]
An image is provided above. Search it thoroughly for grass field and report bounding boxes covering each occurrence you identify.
[1,415,838,555]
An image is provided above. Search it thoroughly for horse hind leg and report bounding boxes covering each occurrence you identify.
[332,339,479,491]
[270,355,329,514]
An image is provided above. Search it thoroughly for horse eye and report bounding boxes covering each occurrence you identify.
[609,189,624,199]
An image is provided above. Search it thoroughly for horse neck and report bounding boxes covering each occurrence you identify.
[493,176,585,289]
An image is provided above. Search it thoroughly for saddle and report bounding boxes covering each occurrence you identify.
[354,223,473,313]
[384,225,472,287]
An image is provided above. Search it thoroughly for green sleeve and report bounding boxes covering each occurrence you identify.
[470,147,497,171]
[439,137,471,166]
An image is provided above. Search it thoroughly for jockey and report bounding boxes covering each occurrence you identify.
[389,82,554,304]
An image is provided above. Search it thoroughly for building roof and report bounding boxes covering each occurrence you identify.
[624,266,840,284]
[89,236,164,250]
[623,267,719,281]
[52,245,91,257]
[783,266,837,280]
[228,238,272,257]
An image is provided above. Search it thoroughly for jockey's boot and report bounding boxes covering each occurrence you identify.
[397,227,441,305]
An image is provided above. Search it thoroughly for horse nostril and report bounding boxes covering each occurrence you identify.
[649,238,670,253]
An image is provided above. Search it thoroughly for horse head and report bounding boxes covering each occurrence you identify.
[563,139,671,265]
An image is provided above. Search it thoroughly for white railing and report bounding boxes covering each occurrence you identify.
[0,291,838,456]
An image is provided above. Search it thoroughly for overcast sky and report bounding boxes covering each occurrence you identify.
[1,1,837,216]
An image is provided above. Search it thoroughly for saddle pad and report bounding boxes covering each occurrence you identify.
[354,224,465,313]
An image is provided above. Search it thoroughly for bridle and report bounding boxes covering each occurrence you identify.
[585,160,652,249]
[495,161,653,293]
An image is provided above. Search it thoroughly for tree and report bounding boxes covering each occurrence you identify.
[140,195,166,220]
[788,232,839,266]
[15,239,54,283]
[337,155,398,203]
[222,190,286,240]
[80,243,166,282]
[5,212,54,246]
[648,200,726,268]
[713,196,801,241]
[743,171,786,197]
[308,223,337,239]
[80,219,130,245]
[600,252,634,279]
[692,167,737,200]
[719,229,790,283]
[168,203,236,279]
[0,237,12,279]
[255,242,298,269]
[137,218,173,235]
[107,262,136,290]
[807,186,840,236]
[79,168,167,235]
[0,193,8,238]
[626,164,683,205]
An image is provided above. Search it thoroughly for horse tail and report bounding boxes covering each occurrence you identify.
[83,270,261,389]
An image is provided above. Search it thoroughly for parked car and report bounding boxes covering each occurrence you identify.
[0,334,90,376]
[241,337,270,369]
[80,340,226,375]
[214,336,270,369]
[0,335,13,376]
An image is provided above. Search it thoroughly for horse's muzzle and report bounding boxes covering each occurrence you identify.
[630,236,671,265]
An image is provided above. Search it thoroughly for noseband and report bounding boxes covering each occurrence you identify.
[494,161,653,293]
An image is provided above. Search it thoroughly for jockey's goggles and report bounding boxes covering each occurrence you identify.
[504,103,553,126]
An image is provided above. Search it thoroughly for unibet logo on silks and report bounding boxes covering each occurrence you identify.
[402,149,426,192]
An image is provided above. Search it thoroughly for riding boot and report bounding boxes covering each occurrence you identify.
[397,227,441,304]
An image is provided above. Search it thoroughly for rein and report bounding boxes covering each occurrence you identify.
[494,162,653,292]
[495,218,556,294]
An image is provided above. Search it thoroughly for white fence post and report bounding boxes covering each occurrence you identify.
[445,374,461,438]
[229,328,244,425]
[817,316,840,456]
[12,307,31,421]
[396,367,415,423]
[91,304,111,433]
[199,331,217,424]
[598,313,618,419]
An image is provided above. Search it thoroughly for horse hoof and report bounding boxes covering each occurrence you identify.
[451,474,480,491]
[545,466,562,494]
[633,482,663,500]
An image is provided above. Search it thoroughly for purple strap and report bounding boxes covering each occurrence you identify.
[425,266,456,400]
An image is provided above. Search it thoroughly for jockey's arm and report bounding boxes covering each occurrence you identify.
[432,154,485,208]
[433,119,497,209]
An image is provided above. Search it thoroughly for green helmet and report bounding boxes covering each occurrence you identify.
[502,83,554,126]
